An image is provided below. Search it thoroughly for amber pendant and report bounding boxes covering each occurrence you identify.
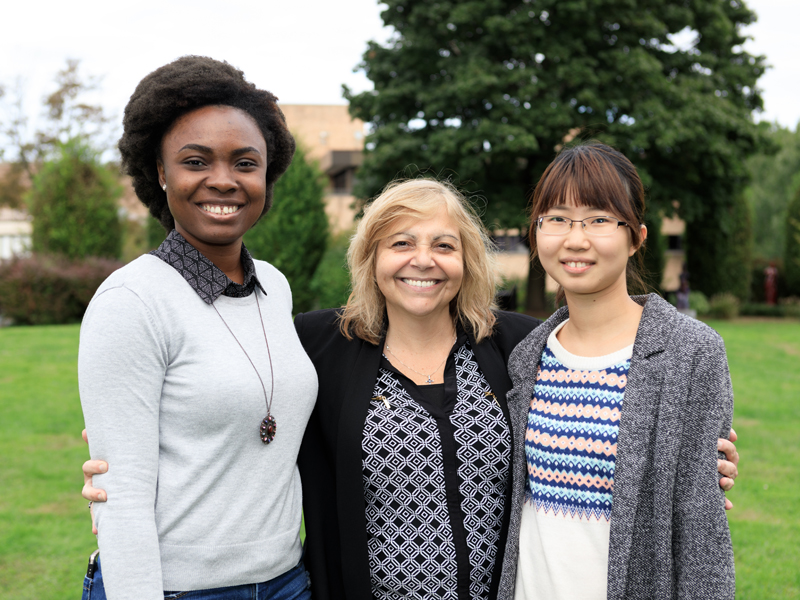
[260,414,277,444]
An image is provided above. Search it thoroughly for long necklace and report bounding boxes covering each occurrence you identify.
[213,292,276,444]
[383,334,456,384]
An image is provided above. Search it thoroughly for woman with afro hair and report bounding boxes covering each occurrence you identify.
[78,56,317,600]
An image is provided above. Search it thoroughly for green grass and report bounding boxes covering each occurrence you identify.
[1,320,798,598]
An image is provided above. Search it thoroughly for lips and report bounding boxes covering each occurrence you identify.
[561,259,594,274]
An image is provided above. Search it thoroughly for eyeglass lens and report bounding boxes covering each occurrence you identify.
[538,216,621,236]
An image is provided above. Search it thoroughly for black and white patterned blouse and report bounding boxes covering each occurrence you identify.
[363,335,511,600]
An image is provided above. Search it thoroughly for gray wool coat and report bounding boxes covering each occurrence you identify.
[496,294,735,600]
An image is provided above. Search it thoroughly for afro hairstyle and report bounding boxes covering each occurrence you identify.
[118,55,296,230]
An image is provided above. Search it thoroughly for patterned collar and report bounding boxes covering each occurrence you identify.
[150,229,266,305]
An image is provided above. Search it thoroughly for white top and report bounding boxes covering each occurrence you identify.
[79,254,318,600]
[515,321,632,600]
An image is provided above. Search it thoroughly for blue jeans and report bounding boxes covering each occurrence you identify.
[81,553,312,600]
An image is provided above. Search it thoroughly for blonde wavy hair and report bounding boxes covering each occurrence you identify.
[339,179,501,345]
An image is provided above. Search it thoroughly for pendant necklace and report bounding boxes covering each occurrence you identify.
[213,292,276,444]
[384,334,456,384]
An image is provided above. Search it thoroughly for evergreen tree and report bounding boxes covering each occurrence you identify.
[785,186,800,296]
[27,138,122,260]
[244,144,328,312]
[346,0,767,309]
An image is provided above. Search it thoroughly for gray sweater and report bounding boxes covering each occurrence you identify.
[498,294,735,600]
[79,254,318,600]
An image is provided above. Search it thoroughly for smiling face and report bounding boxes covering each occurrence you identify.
[375,206,464,323]
[536,198,645,301]
[156,105,268,252]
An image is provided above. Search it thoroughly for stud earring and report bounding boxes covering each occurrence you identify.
[162,183,167,191]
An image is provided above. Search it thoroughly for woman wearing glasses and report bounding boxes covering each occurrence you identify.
[497,141,736,600]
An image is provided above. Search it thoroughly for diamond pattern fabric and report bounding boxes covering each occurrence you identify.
[150,229,265,304]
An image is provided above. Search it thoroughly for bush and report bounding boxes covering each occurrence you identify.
[27,138,123,260]
[708,293,741,320]
[244,144,328,313]
[689,291,710,315]
[0,254,122,325]
[784,187,800,296]
[642,212,666,294]
[309,231,352,310]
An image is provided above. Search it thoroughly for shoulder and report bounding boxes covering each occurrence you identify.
[91,254,178,304]
[484,311,543,356]
[252,259,291,295]
[637,294,725,356]
[293,308,352,353]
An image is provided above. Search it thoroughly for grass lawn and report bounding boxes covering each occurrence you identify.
[1,319,798,598]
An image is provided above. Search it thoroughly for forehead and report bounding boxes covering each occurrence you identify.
[387,206,461,238]
[162,105,266,150]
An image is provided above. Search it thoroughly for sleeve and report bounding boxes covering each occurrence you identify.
[78,286,168,600]
[673,333,736,599]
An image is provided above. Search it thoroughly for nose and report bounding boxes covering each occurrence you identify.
[563,221,590,249]
[206,164,237,193]
[410,244,434,268]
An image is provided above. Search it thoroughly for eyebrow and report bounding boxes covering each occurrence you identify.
[178,144,262,156]
[549,204,605,212]
[388,232,460,242]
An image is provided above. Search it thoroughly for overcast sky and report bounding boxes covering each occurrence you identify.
[1,0,797,137]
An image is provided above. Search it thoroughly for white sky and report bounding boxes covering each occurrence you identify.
[0,0,797,138]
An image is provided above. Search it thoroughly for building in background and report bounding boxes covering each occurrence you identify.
[0,207,31,260]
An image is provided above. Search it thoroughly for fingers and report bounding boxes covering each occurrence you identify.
[724,498,733,511]
[719,474,735,492]
[729,427,737,443]
[82,429,88,444]
[717,438,740,468]
[90,503,98,535]
[717,458,738,481]
[82,459,108,502]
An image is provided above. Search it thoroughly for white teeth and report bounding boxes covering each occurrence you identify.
[566,261,591,268]
[201,205,240,215]
[402,279,437,288]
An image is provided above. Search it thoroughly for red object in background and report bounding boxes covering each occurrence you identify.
[765,264,778,305]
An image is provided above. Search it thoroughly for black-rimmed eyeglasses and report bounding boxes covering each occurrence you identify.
[536,215,629,237]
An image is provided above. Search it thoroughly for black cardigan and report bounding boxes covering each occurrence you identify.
[294,309,541,600]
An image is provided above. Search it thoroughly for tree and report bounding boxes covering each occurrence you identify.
[1,59,115,208]
[744,123,800,260]
[785,186,800,296]
[28,138,123,260]
[345,0,768,310]
[243,144,329,313]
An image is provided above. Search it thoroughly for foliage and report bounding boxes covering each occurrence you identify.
[749,257,787,303]
[707,292,740,319]
[27,138,123,260]
[0,59,116,208]
[744,123,800,259]
[0,254,122,325]
[243,144,328,313]
[685,191,752,301]
[310,230,353,310]
[785,186,800,296]
[689,290,710,315]
[346,0,768,309]
[740,302,800,318]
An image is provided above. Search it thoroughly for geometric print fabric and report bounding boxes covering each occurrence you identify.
[362,341,510,600]
[150,229,264,304]
[524,345,629,522]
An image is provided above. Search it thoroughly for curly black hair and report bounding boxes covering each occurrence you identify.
[118,56,296,230]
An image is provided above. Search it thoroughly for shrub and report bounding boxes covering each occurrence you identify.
[0,254,122,325]
[708,293,741,320]
[689,291,710,316]
[309,231,352,310]
[27,138,123,260]
[244,144,328,313]
[784,187,800,296]
[641,212,666,294]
